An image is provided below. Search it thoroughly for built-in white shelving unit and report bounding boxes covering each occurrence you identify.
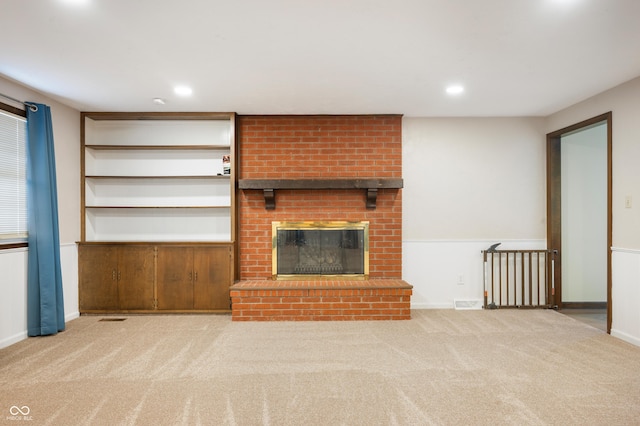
[81,113,236,242]
[78,112,236,313]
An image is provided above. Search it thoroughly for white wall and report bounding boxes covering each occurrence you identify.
[402,117,547,308]
[561,123,608,302]
[611,248,640,346]
[0,248,27,347]
[0,76,80,349]
[0,244,78,348]
[546,76,640,346]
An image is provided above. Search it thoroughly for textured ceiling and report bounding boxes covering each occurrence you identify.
[2,0,640,116]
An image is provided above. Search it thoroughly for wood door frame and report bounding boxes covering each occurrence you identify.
[546,112,612,333]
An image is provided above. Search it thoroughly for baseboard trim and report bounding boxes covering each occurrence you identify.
[611,247,640,254]
[66,311,80,322]
[1,314,80,350]
[611,329,640,347]
[411,303,453,310]
[561,302,607,309]
[0,331,28,350]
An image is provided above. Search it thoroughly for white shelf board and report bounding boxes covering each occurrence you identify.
[85,207,231,242]
[85,149,226,176]
[84,118,231,147]
[85,177,231,207]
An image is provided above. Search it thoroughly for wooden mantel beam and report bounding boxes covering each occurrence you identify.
[238,178,403,210]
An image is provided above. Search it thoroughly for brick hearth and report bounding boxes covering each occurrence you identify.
[230,280,412,321]
[236,115,409,321]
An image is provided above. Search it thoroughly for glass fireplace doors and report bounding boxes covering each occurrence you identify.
[272,221,369,280]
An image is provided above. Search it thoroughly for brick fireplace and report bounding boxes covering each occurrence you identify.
[230,115,412,320]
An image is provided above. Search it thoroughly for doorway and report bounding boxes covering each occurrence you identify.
[546,112,612,333]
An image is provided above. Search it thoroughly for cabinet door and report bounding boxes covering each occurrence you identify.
[78,245,118,311]
[157,246,194,310]
[117,246,155,310]
[193,246,232,310]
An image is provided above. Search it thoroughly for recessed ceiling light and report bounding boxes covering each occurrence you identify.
[174,86,193,96]
[446,85,465,95]
[58,0,91,5]
[548,0,581,4]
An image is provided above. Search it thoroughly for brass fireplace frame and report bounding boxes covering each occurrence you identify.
[272,221,369,280]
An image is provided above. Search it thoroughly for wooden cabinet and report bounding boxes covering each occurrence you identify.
[79,243,233,313]
[157,246,192,310]
[157,245,232,311]
[192,247,233,310]
[117,246,156,310]
[78,245,118,311]
[78,244,155,311]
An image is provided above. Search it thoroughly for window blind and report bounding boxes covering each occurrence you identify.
[0,110,27,241]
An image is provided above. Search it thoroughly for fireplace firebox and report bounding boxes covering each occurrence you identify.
[272,221,369,280]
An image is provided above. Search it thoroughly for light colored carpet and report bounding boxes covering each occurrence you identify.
[1,309,639,425]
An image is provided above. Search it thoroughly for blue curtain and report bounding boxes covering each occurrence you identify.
[26,103,65,336]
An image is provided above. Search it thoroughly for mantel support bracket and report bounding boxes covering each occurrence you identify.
[264,189,275,210]
[366,188,378,210]
[261,188,379,210]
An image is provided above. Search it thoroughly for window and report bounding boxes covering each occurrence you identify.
[0,104,27,245]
